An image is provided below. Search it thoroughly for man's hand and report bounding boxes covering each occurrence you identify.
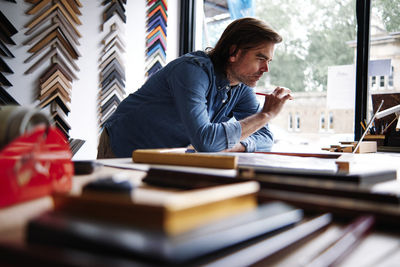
[238,86,293,142]
[261,87,293,120]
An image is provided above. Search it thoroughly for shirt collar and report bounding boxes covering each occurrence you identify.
[215,70,231,92]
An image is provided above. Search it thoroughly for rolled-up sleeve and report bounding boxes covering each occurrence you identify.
[222,121,242,149]
[240,125,274,152]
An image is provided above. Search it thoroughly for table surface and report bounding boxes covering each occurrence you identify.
[1,154,400,266]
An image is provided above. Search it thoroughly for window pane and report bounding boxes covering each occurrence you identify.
[288,113,293,131]
[369,0,400,144]
[320,112,325,131]
[202,0,357,151]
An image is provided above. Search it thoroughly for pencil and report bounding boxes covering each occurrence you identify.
[256,92,268,96]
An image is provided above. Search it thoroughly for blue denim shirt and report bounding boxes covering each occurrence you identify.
[104,51,274,157]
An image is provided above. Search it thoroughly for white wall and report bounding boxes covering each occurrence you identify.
[1,1,179,160]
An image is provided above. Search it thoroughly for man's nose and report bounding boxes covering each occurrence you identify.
[261,62,269,72]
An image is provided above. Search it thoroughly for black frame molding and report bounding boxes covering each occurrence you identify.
[179,0,196,56]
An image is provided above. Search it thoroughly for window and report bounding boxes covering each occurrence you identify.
[288,113,293,131]
[380,76,385,88]
[201,0,357,148]
[320,112,325,132]
[295,113,300,132]
[371,76,377,89]
[328,111,334,131]
[388,66,394,88]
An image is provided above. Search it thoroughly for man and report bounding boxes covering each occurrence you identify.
[97,17,292,158]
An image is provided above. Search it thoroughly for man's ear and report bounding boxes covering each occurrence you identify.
[229,45,239,62]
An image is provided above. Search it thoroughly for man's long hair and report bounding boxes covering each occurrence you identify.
[207,17,282,74]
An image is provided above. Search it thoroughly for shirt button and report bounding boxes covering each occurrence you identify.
[225,86,229,89]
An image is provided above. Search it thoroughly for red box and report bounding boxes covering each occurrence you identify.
[0,126,73,208]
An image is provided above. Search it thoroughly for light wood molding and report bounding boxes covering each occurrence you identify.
[28,28,80,60]
[25,3,81,31]
[39,91,71,113]
[73,0,83,8]
[40,77,72,98]
[25,8,81,38]
[24,18,79,46]
[26,0,51,15]
[40,69,72,90]
[25,46,57,74]
[65,0,82,15]
[39,82,71,102]
[25,37,79,72]
[25,0,41,4]
[40,63,73,83]
[52,53,78,80]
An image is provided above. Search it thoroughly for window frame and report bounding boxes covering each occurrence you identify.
[354,0,371,141]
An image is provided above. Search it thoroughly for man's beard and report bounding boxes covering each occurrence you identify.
[238,73,262,87]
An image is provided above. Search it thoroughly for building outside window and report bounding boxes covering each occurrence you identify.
[367,1,400,124]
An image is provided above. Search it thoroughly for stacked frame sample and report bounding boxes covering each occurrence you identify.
[24,0,82,138]
[98,0,127,129]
